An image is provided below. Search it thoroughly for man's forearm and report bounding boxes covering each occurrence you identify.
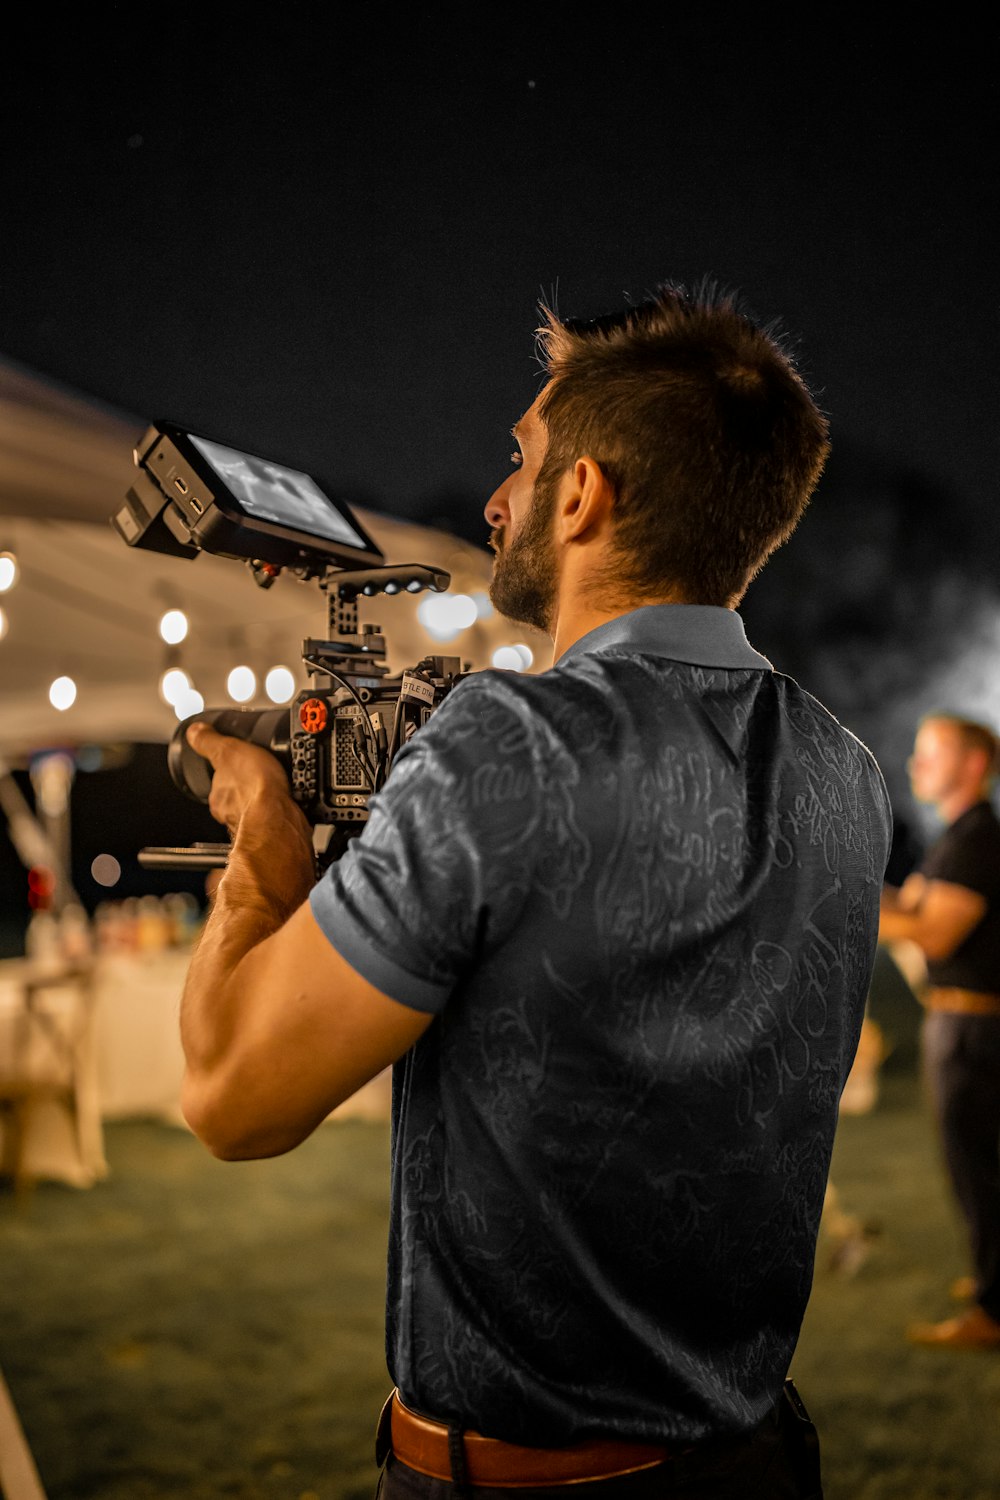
[879,876,986,963]
[878,905,928,949]
[181,791,316,1076]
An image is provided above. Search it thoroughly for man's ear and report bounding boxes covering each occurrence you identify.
[556,457,615,543]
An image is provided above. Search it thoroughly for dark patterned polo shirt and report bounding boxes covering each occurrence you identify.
[310,604,892,1447]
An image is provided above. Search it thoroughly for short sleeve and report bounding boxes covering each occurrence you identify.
[309,673,544,1013]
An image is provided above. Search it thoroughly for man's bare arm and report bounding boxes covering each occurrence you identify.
[880,873,927,914]
[879,876,986,962]
[179,723,432,1160]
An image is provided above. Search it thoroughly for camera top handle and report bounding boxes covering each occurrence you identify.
[328,563,450,602]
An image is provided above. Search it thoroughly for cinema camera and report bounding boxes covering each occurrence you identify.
[111,422,463,870]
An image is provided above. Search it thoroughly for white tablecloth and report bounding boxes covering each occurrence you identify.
[0,951,391,1187]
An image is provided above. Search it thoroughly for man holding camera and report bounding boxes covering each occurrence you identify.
[182,285,891,1497]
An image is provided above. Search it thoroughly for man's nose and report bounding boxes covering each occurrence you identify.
[484,474,514,529]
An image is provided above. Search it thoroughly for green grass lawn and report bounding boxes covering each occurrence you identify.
[1,1072,998,1499]
[795,1074,1000,1499]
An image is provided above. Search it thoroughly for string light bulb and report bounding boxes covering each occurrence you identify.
[0,552,18,592]
[417,592,478,642]
[491,645,534,672]
[159,609,189,645]
[49,675,77,710]
[227,665,256,703]
[160,667,192,706]
[173,687,205,720]
[265,666,296,703]
[91,854,122,888]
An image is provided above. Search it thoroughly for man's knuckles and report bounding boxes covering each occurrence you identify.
[186,723,222,759]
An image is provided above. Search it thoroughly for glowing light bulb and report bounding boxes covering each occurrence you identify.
[174,688,205,720]
[159,609,189,645]
[91,854,122,888]
[492,647,526,672]
[417,592,479,642]
[160,667,191,706]
[451,594,478,628]
[49,675,77,710]
[227,665,256,703]
[265,666,296,703]
[0,553,18,592]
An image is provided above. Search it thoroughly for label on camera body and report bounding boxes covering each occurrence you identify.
[400,673,435,706]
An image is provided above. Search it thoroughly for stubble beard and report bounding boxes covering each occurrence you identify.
[488,479,558,637]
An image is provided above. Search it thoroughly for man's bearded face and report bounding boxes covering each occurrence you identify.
[488,470,559,636]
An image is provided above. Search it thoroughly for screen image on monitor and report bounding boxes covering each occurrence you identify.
[189,435,372,552]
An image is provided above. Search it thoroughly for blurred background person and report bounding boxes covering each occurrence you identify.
[879,714,1000,1348]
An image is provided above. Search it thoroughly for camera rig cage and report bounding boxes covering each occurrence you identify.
[112,421,463,870]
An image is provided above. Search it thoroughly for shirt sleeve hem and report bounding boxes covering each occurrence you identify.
[309,882,450,1015]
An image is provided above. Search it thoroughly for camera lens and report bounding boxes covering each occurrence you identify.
[168,707,292,802]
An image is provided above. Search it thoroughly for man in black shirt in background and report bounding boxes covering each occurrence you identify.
[880,713,1000,1348]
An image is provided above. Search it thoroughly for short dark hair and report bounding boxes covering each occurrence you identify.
[922,713,1000,777]
[535,283,830,606]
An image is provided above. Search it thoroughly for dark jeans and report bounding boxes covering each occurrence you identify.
[375,1383,823,1499]
[923,1013,1000,1319]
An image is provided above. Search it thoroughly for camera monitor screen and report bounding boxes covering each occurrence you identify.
[188,434,373,553]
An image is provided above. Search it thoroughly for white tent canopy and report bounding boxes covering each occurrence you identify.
[0,358,547,758]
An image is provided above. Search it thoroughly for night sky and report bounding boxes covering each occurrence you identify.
[2,15,993,515]
[0,13,996,930]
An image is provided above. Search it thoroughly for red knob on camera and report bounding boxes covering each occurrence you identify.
[299,698,328,733]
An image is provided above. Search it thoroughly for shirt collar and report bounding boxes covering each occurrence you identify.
[557,604,772,672]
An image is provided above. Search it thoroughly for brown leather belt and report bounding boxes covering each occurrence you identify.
[386,1390,678,1486]
[926,987,1000,1016]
